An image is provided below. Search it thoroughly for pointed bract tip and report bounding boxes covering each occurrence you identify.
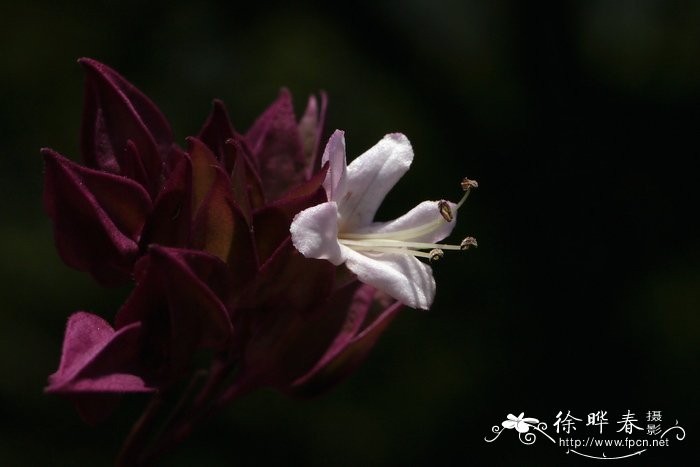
[40,147,66,163]
[211,99,229,114]
[305,94,318,112]
[77,57,102,71]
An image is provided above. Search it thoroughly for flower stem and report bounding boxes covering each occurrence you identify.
[116,394,165,467]
[133,359,238,465]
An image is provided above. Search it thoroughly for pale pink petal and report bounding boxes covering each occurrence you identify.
[353,200,458,243]
[321,130,347,203]
[342,248,435,310]
[290,202,345,265]
[340,133,413,230]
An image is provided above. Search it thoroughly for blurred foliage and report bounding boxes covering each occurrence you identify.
[1,0,698,465]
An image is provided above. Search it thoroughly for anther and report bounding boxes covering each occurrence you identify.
[429,248,445,262]
[438,200,453,222]
[460,237,478,251]
[461,178,479,191]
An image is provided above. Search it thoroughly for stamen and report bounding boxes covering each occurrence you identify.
[338,175,479,258]
[339,238,463,251]
[338,236,471,262]
[429,249,444,262]
[438,200,453,222]
[460,237,478,250]
[461,177,478,191]
[456,177,478,209]
[340,218,447,241]
[345,244,435,259]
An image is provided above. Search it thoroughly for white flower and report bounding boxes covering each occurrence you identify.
[502,413,540,433]
[290,130,476,310]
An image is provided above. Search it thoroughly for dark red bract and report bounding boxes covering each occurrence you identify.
[43,58,402,465]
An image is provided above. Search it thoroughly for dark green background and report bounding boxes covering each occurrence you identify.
[2,1,698,465]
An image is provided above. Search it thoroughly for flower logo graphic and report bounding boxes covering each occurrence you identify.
[502,413,540,433]
[486,411,555,446]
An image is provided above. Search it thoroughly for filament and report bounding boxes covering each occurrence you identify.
[338,178,477,261]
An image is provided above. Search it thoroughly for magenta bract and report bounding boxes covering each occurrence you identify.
[42,148,152,285]
[46,312,156,425]
[80,58,180,194]
[44,59,412,462]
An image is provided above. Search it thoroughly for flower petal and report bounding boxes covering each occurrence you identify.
[340,133,413,230]
[502,421,517,429]
[353,200,458,243]
[342,248,435,310]
[290,202,345,265]
[321,130,347,203]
